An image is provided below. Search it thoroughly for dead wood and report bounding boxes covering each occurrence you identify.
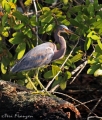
[0,80,82,120]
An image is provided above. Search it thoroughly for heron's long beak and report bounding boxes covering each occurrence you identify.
[64,28,74,34]
[65,28,79,37]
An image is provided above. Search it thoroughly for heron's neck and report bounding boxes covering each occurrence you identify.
[54,30,66,49]
[53,30,66,60]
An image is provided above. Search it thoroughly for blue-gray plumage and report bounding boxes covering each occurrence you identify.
[11,25,73,73]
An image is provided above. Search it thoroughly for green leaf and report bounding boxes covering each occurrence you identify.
[94,68,102,77]
[51,8,62,15]
[1,57,8,74]
[44,70,53,79]
[87,64,101,74]
[62,0,68,5]
[30,15,38,26]
[8,0,16,3]
[87,58,96,64]
[13,11,29,24]
[41,13,53,23]
[97,40,102,50]
[9,32,24,44]
[84,38,92,50]
[16,43,26,59]
[93,0,98,9]
[2,31,9,37]
[66,71,71,79]
[26,81,34,90]
[44,0,55,4]
[24,0,32,6]
[23,28,32,38]
[91,35,100,40]
[87,3,94,16]
[1,62,6,74]
[69,6,82,13]
[95,45,102,54]
[92,20,102,28]
[61,19,70,25]
[46,24,55,32]
[16,80,25,86]
[60,81,67,90]
[85,0,90,5]
[4,2,11,13]
[70,54,83,63]
[69,19,80,27]
[52,65,60,80]
[87,31,96,38]
[14,23,24,30]
[2,14,8,26]
[59,76,67,90]
[42,7,51,12]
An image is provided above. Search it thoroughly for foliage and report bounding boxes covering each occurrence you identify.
[0,0,102,90]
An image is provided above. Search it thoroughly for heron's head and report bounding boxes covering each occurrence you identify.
[58,25,73,34]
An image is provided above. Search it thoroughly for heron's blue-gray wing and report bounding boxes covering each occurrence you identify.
[11,42,56,73]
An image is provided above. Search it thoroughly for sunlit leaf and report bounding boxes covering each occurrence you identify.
[97,40,102,50]
[94,68,102,77]
[87,31,96,38]
[52,65,60,80]
[42,7,51,12]
[66,71,71,79]
[59,76,67,90]
[16,43,26,59]
[84,38,92,50]
[70,54,83,63]
[4,2,11,13]
[87,64,101,74]
[51,8,62,15]
[1,57,8,74]
[2,31,9,37]
[24,0,32,6]
[60,81,67,90]
[91,35,100,40]
[62,0,68,5]
[1,62,6,74]
[26,81,34,89]
[46,24,55,32]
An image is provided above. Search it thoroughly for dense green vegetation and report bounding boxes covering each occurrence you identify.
[0,0,102,90]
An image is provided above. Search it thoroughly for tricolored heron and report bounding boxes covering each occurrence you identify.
[11,25,73,95]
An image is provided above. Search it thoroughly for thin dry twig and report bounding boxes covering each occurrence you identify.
[76,99,98,107]
[88,96,102,116]
[87,116,102,120]
[70,60,88,84]
[53,91,97,116]
[32,0,38,45]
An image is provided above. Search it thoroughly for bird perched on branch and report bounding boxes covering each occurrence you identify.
[11,25,73,95]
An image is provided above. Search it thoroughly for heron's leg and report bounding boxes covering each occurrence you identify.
[25,72,38,92]
[35,68,51,96]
